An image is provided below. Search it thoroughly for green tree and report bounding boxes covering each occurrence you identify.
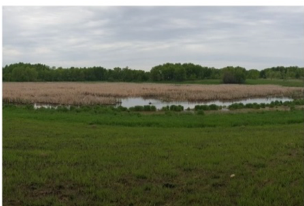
[150,65,164,81]
[246,69,260,79]
[11,66,38,81]
[222,66,246,84]
[173,64,186,81]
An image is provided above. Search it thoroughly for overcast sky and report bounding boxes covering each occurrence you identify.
[2,6,304,71]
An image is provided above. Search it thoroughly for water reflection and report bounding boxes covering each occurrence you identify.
[33,97,293,110]
[117,97,293,110]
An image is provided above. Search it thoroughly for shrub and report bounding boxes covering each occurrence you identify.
[143,105,156,111]
[150,105,157,111]
[170,105,177,111]
[283,101,291,106]
[245,103,254,108]
[161,106,170,111]
[270,101,283,106]
[169,105,184,112]
[144,105,151,111]
[129,105,156,112]
[209,104,219,110]
[176,105,184,111]
[293,99,304,105]
[252,103,260,109]
[222,70,246,84]
[228,103,244,110]
[194,105,209,111]
[136,106,144,111]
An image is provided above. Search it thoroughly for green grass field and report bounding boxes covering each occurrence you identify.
[3,105,304,206]
[245,78,304,87]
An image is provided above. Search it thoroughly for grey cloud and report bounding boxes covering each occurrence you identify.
[3,6,304,70]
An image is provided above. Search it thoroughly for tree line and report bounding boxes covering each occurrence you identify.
[3,62,304,83]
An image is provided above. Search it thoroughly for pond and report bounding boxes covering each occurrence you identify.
[33,97,293,110]
[117,97,294,110]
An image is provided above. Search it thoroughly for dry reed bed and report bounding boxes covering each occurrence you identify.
[3,82,304,106]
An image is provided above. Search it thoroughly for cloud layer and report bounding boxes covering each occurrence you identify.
[3,6,304,70]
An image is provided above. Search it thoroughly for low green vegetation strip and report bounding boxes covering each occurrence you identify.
[3,106,304,206]
[245,78,304,87]
[3,104,304,127]
[227,99,304,110]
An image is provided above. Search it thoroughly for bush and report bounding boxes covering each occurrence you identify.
[293,99,304,105]
[195,104,220,111]
[245,103,254,109]
[252,103,260,109]
[222,71,246,84]
[143,105,151,111]
[169,105,177,111]
[271,101,283,106]
[143,105,156,111]
[150,105,157,111]
[169,105,184,112]
[129,105,156,112]
[228,103,244,110]
[209,104,219,110]
[161,106,170,111]
[194,105,209,111]
[130,106,144,111]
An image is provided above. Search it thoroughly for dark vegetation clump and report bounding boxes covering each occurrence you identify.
[194,104,221,111]
[161,105,184,112]
[222,66,246,84]
[129,105,156,112]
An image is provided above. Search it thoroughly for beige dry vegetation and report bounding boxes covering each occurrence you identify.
[3,82,304,106]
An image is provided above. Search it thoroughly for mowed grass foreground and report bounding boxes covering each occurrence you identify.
[3,106,304,206]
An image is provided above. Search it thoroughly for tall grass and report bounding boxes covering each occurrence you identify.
[3,82,304,106]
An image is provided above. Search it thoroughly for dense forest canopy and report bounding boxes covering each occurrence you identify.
[3,62,304,83]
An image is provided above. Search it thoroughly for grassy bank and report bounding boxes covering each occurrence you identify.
[3,106,304,206]
[245,78,304,87]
